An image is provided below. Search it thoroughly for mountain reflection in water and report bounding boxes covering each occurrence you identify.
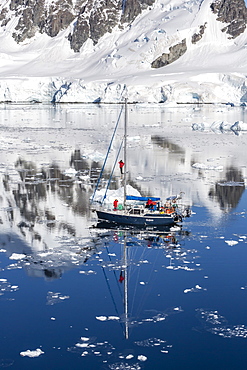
[0,104,246,369]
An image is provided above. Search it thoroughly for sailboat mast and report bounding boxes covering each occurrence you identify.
[123,232,129,339]
[123,98,127,209]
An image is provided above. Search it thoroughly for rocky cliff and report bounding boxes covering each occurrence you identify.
[1,0,156,52]
[210,0,247,38]
[1,0,246,54]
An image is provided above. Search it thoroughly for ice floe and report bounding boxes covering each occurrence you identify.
[135,337,167,348]
[20,348,44,357]
[0,279,19,296]
[196,308,247,339]
[9,253,26,260]
[225,240,238,246]
[108,363,141,369]
[68,337,115,358]
[79,270,96,275]
[192,163,223,171]
[46,291,70,305]
[96,315,120,321]
[217,181,245,187]
[184,284,207,293]
[137,355,147,361]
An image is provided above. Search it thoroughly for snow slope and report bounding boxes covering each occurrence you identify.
[0,0,247,103]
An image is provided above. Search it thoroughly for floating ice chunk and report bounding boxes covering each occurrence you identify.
[0,249,6,252]
[137,355,147,361]
[225,240,238,246]
[80,337,90,341]
[22,137,32,143]
[108,316,120,321]
[20,348,44,357]
[59,295,69,300]
[184,288,191,293]
[184,285,206,293]
[192,163,223,171]
[96,316,108,321]
[79,270,96,275]
[50,317,56,320]
[9,253,26,260]
[63,168,77,177]
[46,291,70,305]
[170,226,181,231]
[82,150,105,162]
[126,354,134,359]
[217,181,244,187]
[76,343,89,348]
[140,282,145,285]
[128,136,141,142]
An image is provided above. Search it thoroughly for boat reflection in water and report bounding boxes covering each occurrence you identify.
[90,222,192,340]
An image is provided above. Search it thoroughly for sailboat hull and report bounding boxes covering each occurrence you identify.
[96,210,178,227]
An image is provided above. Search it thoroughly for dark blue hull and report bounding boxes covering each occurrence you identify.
[96,210,178,227]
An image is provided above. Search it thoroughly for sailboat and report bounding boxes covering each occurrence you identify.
[92,99,191,229]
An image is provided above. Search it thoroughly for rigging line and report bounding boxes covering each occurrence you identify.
[129,243,150,315]
[101,137,124,205]
[128,235,160,316]
[91,104,124,203]
[135,247,162,318]
[100,262,125,335]
[105,245,123,299]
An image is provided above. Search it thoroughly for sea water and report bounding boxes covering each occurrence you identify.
[0,103,246,369]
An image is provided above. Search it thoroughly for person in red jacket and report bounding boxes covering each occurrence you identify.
[113,199,118,210]
[118,160,125,175]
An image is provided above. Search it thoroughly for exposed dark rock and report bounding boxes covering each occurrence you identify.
[41,3,74,38]
[121,0,142,23]
[89,0,122,45]
[68,15,90,53]
[210,0,247,38]
[0,8,10,27]
[151,39,187,68]
[192,23,207,44]
[68,0,155,51]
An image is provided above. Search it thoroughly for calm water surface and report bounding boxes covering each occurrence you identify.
[0,103,246,369]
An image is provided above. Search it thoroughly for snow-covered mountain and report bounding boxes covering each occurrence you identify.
[0,0,247,104]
